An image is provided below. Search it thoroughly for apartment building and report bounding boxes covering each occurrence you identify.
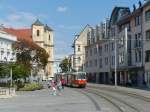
[85,20,110,84]
[84,1,150,87]
[0,30,17,63]
[72,25,91,72]
[143,1,150,87]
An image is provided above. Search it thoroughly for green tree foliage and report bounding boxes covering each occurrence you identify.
[12,63,30,80]
[13,41,49,69]
[9,40,49,80]
[59,58,71,72]
[35,47,49,68]
[0,64,9,78]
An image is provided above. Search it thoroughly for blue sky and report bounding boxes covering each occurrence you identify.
[0,0,144,59]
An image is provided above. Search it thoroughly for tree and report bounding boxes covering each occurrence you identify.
[59,58,71,72]
[0,64,10,78]
[12,39,49,80]
[12,63,30,81]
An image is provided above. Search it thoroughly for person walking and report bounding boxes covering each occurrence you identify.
[51,80,57,96]
[57,79,62,96]
[61,78,65,89]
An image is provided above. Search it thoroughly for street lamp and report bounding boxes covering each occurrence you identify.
[114,37,117,87]
[3,57,14,87]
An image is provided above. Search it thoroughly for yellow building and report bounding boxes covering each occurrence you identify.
[32,19,54,78]
[3,19,54,80]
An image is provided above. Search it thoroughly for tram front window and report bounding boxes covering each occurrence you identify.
[78,73,86,80]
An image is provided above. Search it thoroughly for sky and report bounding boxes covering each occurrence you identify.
[0,0,145,60]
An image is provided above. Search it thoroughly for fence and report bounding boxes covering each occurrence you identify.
[0,88,16,98]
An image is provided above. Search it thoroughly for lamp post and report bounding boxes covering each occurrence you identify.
[114,37,117,87]
[3,57,14,87]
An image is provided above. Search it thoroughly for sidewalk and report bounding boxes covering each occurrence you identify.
[87,83,150,98]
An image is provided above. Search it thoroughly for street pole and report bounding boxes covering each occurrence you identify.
[10,66,12,87]
[114,37,117,87]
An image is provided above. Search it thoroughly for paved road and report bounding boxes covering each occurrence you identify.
[0,88,102,112]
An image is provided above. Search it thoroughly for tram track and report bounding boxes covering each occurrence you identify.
[87,85,150,103]
[78,89,101,111]
[84,88,141,112]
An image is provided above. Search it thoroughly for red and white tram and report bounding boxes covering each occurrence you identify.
[64,72,87,88]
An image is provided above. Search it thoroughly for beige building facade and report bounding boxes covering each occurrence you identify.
[32,20,54,78]
[72,25,91,72]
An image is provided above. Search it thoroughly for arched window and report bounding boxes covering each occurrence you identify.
[49,34,50,40]
[37,30,40,36]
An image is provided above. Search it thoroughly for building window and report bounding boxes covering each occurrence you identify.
[77,57,81,64]
[86,50,88,57]
[112,56,115,65]
[37,30,40,36]
[98,46,102,56]
[146,30,150,40]
[127,23,131,32]
[78,45,81,52]
[139,50,141,62]
[94,59,97,67]
[105,44,108,52]
[145,9,150,21]
[94,47,97,54]
[105,57,108,65]
[135,16,141,26]
[90,49,92,56]
[119,53,124,64]
[86,61,88,68]
[49,35,50,40]
[111,43,114,51]
[145,51,150,62]
[99,58,102,68]
[90,60,93,67]
[135,51,138,62]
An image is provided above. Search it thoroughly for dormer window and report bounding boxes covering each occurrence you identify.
[37,30,40,36]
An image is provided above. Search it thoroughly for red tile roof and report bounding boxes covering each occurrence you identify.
[3,28,39,49]
[3,28,32,41]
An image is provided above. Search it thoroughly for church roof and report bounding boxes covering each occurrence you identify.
[32,19,44,26]
[45,24,53,31]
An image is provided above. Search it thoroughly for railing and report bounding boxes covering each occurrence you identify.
[0,88,16,98]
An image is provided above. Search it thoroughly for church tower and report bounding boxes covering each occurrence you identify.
[32,19,54,79]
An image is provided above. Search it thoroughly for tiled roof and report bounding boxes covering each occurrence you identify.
[3,28,39,49]
[3,28,32,41]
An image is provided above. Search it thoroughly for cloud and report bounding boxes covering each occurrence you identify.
[0,11,48,28]
[54,40,72,60]
[57,6,67,12]
[57,25,81,30]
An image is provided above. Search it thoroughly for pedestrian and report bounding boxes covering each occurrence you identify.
[47,80,51,89]
[61,78,65,89]
[57,79,62,96]
[51,80,57,96]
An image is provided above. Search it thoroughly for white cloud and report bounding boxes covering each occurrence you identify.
[57,25,80,30]
[57,6,67,12]
[0,11,48,28]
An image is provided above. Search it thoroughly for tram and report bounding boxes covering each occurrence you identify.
[64,72,87,88]
[55,72,87,88]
